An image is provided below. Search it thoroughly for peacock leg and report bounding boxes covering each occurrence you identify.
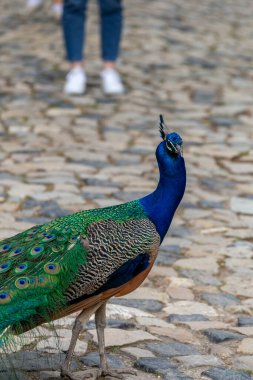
[61,303,103,380]
[95,303,137,379]
[95,302,108,372]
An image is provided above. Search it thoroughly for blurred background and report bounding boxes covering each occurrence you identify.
[1,0,253,379]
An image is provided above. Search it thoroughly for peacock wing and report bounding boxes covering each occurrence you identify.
[65,218,160,304]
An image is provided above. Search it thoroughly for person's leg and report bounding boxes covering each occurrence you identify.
[99,0,123,67]
[62,0,88,66]
[62,0,88,94]
[99,0,124,94]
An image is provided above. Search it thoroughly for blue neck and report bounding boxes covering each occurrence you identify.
[140,168,186,242]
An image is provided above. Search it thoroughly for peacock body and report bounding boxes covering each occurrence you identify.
[0,201,153,333]
[0,116,186,379]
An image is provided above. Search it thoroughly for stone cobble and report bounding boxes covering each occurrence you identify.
[0,0,253,379]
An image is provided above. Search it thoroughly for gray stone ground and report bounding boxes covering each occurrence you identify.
[1,0,253,379]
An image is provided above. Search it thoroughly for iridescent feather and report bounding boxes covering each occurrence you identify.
[0,200,146,339]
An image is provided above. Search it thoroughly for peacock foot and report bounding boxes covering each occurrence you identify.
[61,367,137,380]
[102,367,137,379]
[61,368,81,380]
[61,368,100,380]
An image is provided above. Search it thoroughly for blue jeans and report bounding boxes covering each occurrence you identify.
[62,0,123,62]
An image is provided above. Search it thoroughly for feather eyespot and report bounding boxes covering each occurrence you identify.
[28,228,39,234]
[44,262,60,275]
[14,248,22,254]
[15,262,28,274]
[67,235,79,250]
[28,278,36,287]
[29,246,44,258]
[0,261,11,273]
[38,275,58,288]
[9,248,23,258]
[69,235,79,243]
[15,277,29,289]
[0,244,12,253]
[27,228,39,237]
[42,234,55,243]
[37,276,49,287]
[0,291,11,304]
[52,245,63,252]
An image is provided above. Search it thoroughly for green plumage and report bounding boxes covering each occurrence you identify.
[0,200,146,342]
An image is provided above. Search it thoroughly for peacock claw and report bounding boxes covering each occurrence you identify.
[61,368,100,380]
[62,368,103,379]
[102,367,137,379]
[60,368,80,380]
[81,368,102,379]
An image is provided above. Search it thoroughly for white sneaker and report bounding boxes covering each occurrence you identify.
[101,68,124,95]
[64,68,86,95]
[26,0,43,9]
[51,3,63,20]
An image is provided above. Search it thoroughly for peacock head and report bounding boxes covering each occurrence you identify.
[156,115,185,177]
[164,132,183,156]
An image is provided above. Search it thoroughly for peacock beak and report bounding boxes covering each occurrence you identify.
[177,144,183,156]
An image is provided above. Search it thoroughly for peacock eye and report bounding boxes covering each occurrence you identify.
[41,233,56,242]
[14,248,22,254]
[166,140,175,153]
[44,262,60,275]
[165,135,182,156]
[28,245,44,259]
[0,291,11,304]
[15,262,28,274]
[0,261,11,273]
[0,244,12,253]
[38,276,48,287]
[15,277,29,289]
[9,248,23,258]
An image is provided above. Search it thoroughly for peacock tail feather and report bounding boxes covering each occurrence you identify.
[0,200,147,345]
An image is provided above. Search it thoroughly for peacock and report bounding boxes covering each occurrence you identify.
[0,115,186,379]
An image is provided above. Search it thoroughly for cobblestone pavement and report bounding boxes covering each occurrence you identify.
[1,0,253,379]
